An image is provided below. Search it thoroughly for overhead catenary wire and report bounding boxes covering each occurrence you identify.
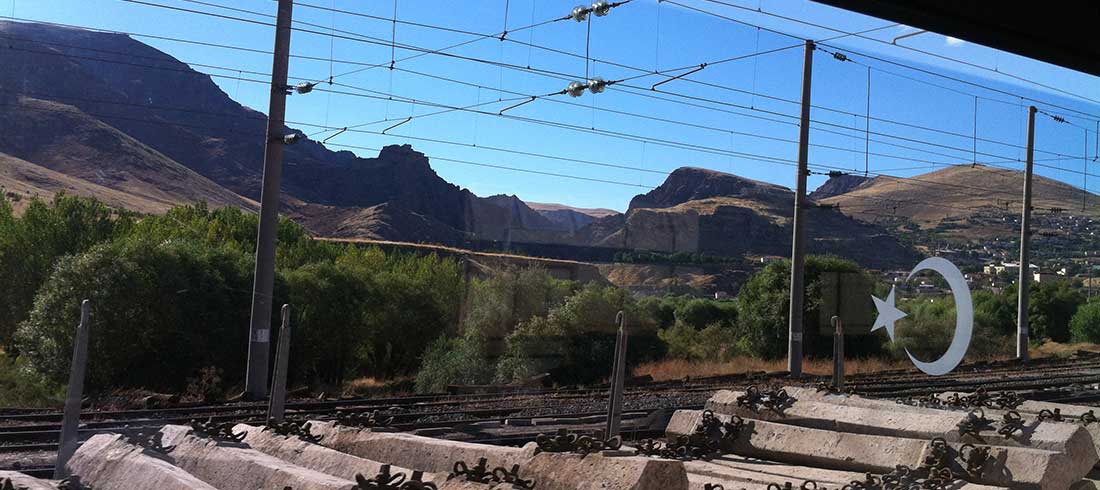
[11,73,1097,216]
[0,12,1091,233]
[6,21,1091,192]
[29,0,1100,164]
[8,35,1096,205]
[666,0,1100,133]
[691,0,1100,113]
[51,3,1087,163]
[10,9,1100,204]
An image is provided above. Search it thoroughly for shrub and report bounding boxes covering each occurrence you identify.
[1071,302,1100,343]
[674,298,737,330]
[494,283,663,385]
[973,290,1015,336]
[1028,281,1085,343]
[637,295,680,330]
[461,266,575,340]
[658,321,741,361]
[0,351,64,408]
[414,333,492,393]
[886,295,1013,362]
[14,239,262,392]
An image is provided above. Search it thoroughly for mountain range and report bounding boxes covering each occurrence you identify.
[4,20,1093,278]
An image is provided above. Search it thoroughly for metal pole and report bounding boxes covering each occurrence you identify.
[606,311,627,438]
[1017,106,1037,362]
[832,316,844,391]
[55,300,91,479]
[1087,260,1093,299]
[245,0,295,399]
[787,40,814,376]
[267,305,292,423]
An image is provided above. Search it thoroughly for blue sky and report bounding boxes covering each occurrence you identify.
[6,0,1100,212]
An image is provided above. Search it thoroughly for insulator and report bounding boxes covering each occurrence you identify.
[570,5,590,22]
[295,82,317,94]
[831,52,848,62]
[592,0,612,16]
[587,77,608,94]
[566,81,587,97]
[282,133,303,145]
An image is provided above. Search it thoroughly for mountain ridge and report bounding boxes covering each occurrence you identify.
[0,19,923,272]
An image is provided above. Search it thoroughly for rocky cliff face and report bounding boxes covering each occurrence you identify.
[628,167,791,210]
[525,202,619,233]
[0,20,547,244]
[0,20,924,269]
[808,174,872,201]
[580,167,920,269]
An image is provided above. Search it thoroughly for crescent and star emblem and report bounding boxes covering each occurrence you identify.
[870,257,974,376]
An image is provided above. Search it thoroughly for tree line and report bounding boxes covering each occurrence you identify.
[2,194,1098,405]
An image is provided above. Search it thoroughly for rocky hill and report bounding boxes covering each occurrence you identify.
[0,20,553,243]
[526,202,620,233]
[0,96,256,212]
[0,20,924,272]
[818,164,1100,231]
[576,167,920,269]
[808,174,872,201]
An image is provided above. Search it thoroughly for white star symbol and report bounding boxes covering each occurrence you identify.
[871,286,907,340]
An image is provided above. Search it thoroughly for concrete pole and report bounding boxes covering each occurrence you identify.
[831,316,844,391]
[606,311,628,438]
[245,0,295,399]
[1017,106,1037,362]
[787,40,814,376]
[267,305,292,423]
[55,300,91,479]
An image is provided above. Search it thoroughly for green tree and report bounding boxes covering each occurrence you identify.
[338,248,464,378]
[1070,301,1100,343]
[735,256,862,359]
[285,261,375,386]
[127,202,341,268]
[0,194,131,348]
[887,293,1014,362]
[674,298,737,330]
[495,283,662,384]
[1028,281,1085,342]
[461,267,575,340]
[658,321,741,361]
[415,333,493,393]
[14,239,260,392]
[973,290,1015,336]
[636,295,682,330]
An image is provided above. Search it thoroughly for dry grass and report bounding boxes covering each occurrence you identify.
[1030,341,1100,358]
[342,376,414,397]
[344,376,390,391]
[633,356,914,381]
[634,341,1100,382]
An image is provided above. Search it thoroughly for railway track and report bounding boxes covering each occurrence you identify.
[4,352,1100,473]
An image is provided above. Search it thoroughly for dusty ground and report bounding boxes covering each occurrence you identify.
[0,450,52,470]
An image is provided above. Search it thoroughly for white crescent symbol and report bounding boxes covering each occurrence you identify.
[904,257,974,376]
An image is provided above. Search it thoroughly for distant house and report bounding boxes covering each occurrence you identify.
[986,262,1039,275]
[1033,272,1064,283]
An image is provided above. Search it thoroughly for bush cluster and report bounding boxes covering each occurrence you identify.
[4,196,462,395]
